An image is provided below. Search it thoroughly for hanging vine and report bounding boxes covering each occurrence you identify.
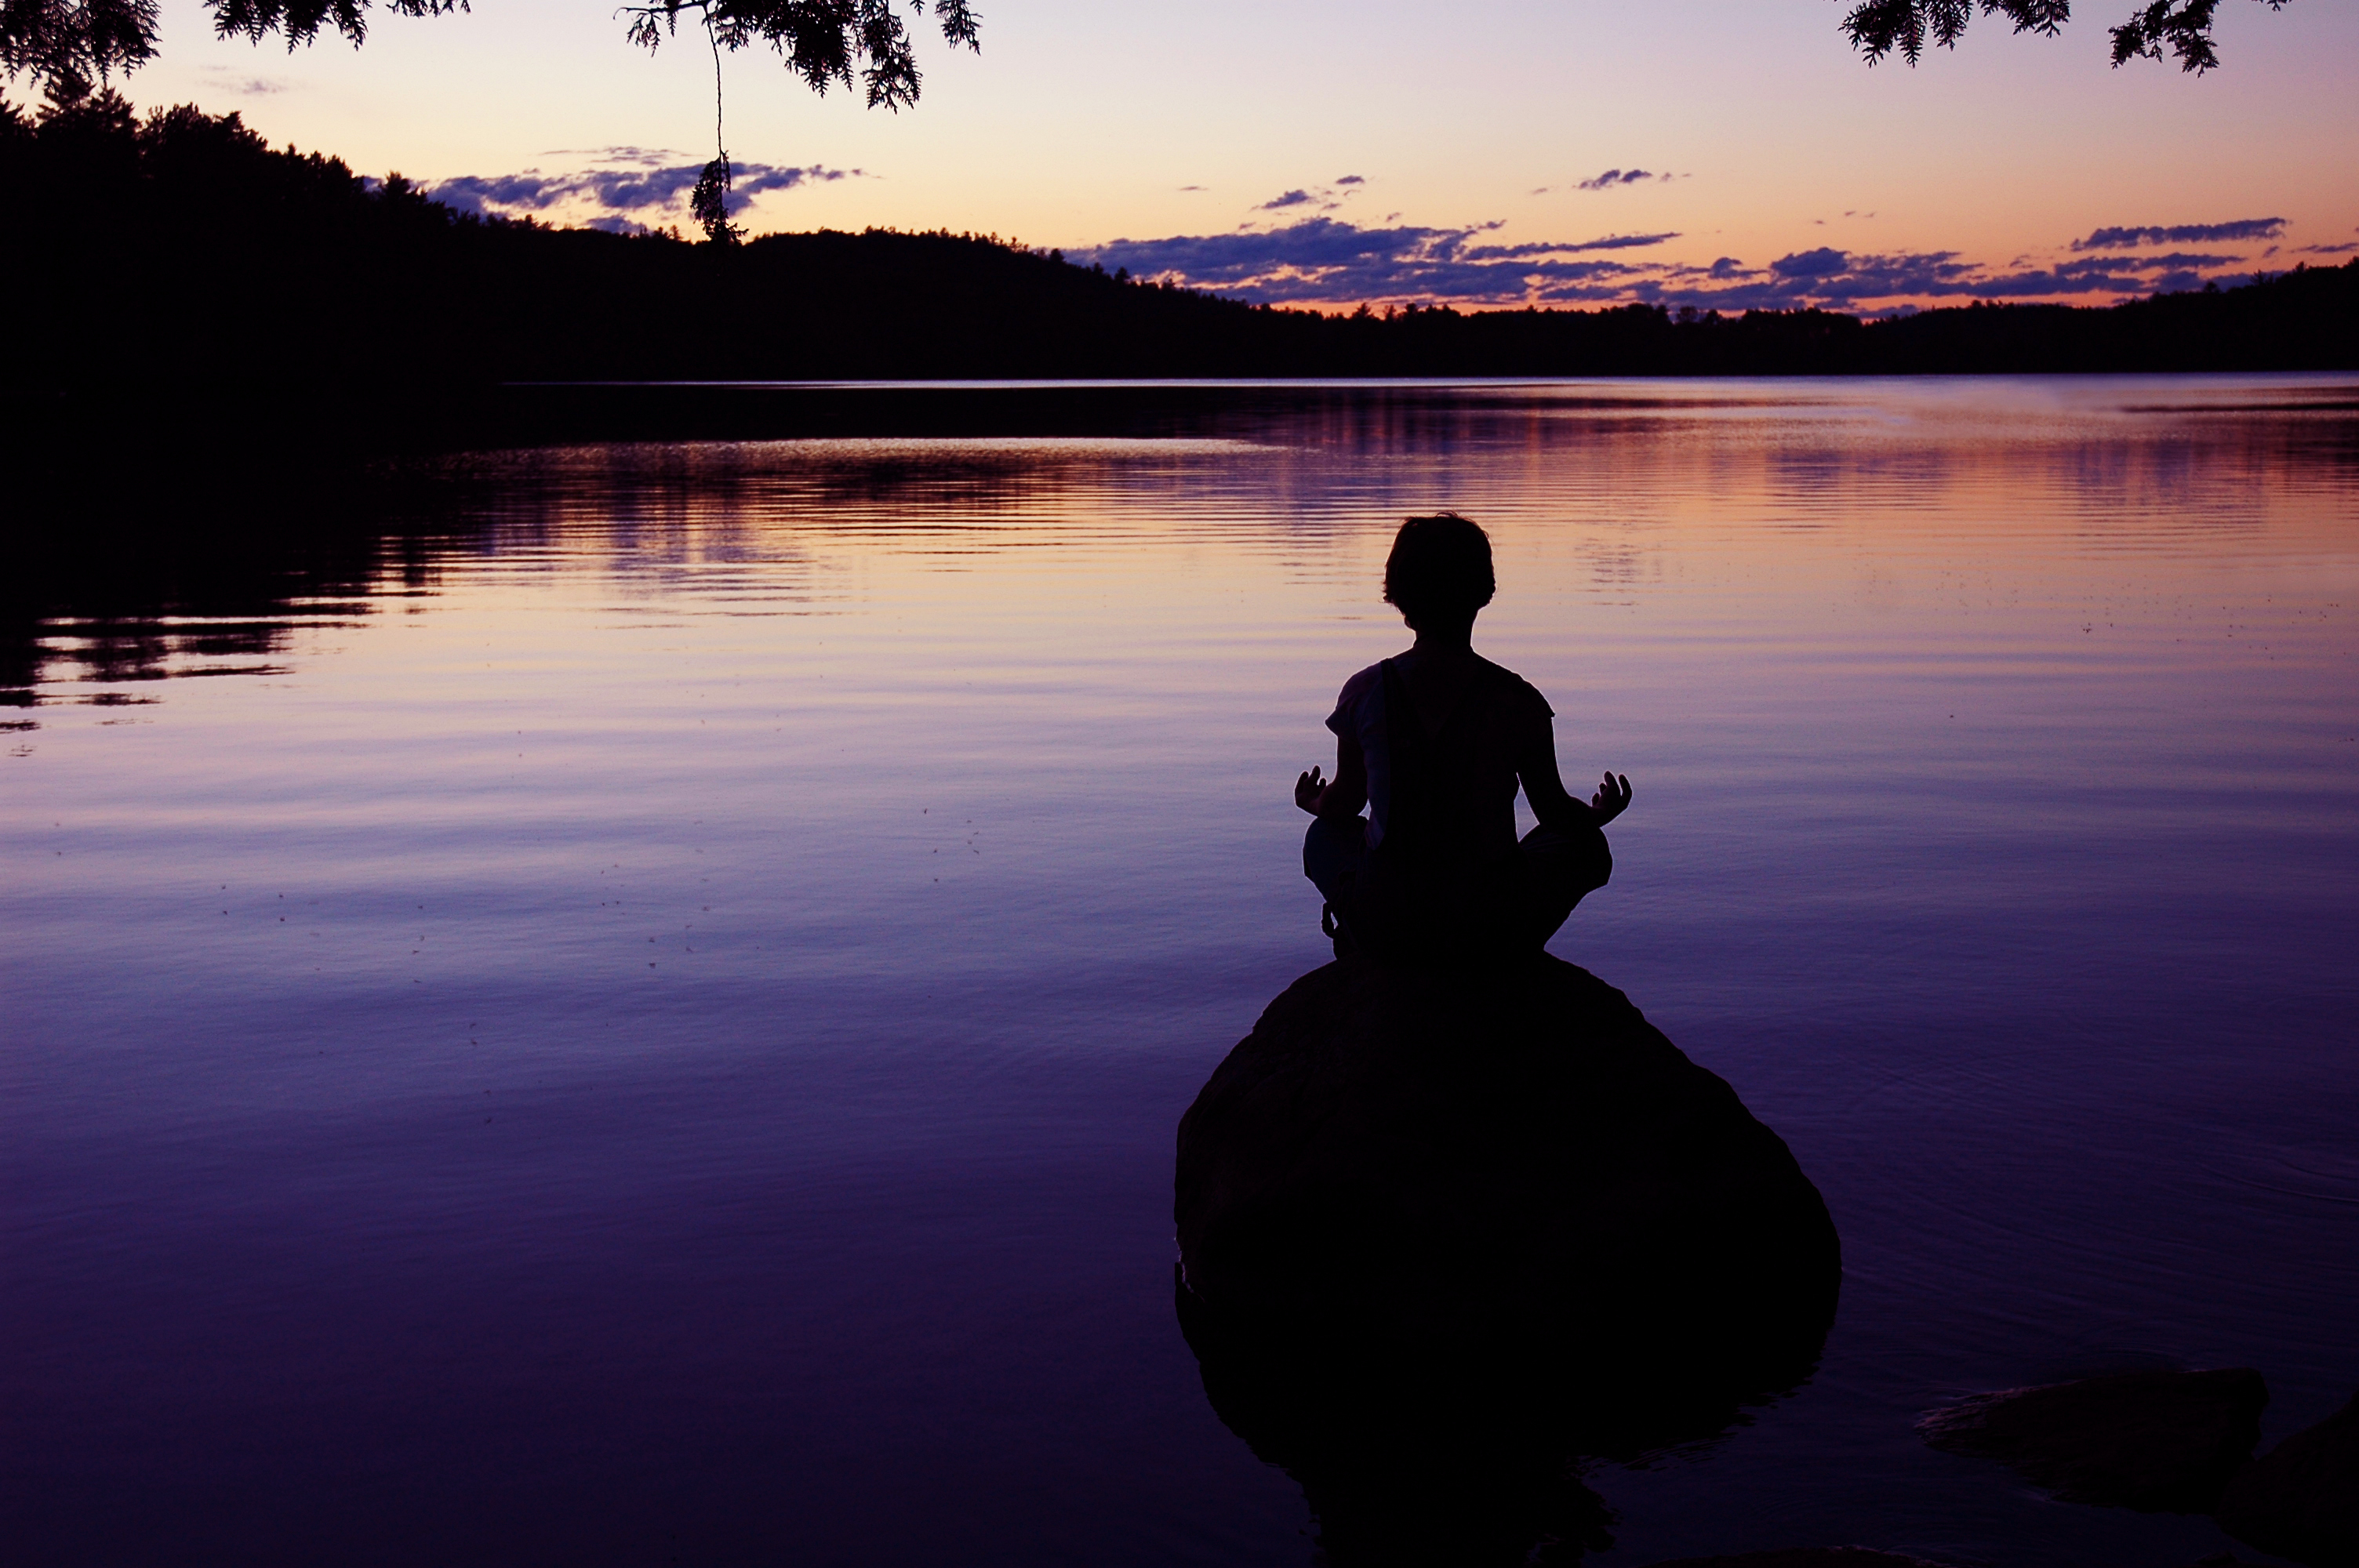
[613,0,977,243]
[686,15,739,245]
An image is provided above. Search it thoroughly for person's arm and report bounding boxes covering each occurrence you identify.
[1518,717,1630,831]
[1296,728,1369,818]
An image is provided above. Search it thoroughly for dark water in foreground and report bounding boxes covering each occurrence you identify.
[5,377,2357,1566]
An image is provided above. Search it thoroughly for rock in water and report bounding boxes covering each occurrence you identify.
[1172,955,1841,1565]
[1917,1367,2268,1512]
[1176,953,1841,1396]
[2216,1391,2359,1566]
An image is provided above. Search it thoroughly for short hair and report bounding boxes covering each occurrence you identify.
[1383,513,1496,626]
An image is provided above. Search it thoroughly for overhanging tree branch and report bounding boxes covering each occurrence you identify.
[4,0,977,109]
[2,0,160,100]
[2107,0,2291,70]
[616,0,976,112]
[1840,0,2294,71]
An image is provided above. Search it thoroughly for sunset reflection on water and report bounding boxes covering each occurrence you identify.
[5,376,2356,1567]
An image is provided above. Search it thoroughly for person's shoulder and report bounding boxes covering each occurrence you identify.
[1474,655,1554,720]
[1326,661,1386,737]
[1334,661,1386,711]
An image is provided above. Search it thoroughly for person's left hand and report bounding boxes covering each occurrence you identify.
[1590,771,1632,825]
[1296,765,1326,814]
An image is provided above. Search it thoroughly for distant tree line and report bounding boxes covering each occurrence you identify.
[3,94,2355,455]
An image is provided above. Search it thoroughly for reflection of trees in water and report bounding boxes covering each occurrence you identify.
[0,438,1169,713]
[10,387,2352,717]
[2,480,467,713]
[445,442,1112,610]
[4,573,366,703]
[2,437,1168,719]
[465,440,1121,532]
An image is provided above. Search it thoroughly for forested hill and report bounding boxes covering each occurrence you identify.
[7,94,2357,408]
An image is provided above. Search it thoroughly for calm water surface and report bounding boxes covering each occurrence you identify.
[6,376,2357,1566]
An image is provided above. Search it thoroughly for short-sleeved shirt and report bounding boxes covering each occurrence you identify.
[1326,655,1554,862]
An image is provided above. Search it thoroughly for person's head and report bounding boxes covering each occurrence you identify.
[1383,513,1495,634]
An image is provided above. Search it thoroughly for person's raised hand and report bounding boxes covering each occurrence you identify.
[1590,771,1631,825]
[1296,765,1326,815]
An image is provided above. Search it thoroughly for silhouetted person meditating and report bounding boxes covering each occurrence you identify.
[1296,513,1631,966]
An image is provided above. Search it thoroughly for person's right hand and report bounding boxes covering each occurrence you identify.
[1590,771,1632,825]
[1296,765,1326,815]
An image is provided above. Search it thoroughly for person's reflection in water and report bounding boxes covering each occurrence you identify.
[1296,513,1631,966]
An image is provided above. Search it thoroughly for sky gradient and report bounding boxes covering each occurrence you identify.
[73,0,2359,312]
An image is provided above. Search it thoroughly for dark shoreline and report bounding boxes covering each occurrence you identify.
[8,95,2357,508]
[15,368,2358,482]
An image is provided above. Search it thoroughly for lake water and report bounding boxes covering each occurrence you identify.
[5,376,2357,1566]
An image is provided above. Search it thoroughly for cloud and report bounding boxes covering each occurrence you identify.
[2062,250,2243,270]
[537,145,678,166]
[1635,248,2263,312]
[1072,218,1680,305]
[2071,217,2285,249]
[1463,231,1682,260]
[1772,246,1850,279]
[198,64,287,94]
[1575,168,1663,191]
[1067,209,2270,311]
[1253,179,1369,216]
[431,156,860,224]
[2297,241,2359,256]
